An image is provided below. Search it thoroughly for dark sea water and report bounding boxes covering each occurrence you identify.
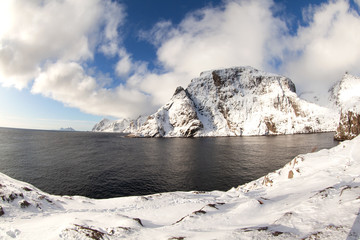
[0,127,339,199]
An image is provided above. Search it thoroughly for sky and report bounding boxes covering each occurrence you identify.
[1,0,360,131]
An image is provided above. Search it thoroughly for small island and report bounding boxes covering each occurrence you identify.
[59,127,76,132]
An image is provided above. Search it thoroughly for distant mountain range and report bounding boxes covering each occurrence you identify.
[93,66,360,139]
[59,127,76,132]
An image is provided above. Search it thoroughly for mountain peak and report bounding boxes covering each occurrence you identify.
[329,72,360,110]
[197,66,296,95]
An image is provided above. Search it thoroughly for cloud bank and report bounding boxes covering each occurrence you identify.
[1,0,360,119]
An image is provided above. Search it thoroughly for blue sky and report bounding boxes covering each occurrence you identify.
[0,0,360,131]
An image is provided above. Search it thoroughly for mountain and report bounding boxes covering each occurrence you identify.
[1,136,359,239]
[330,73,360,140]
[134,86,204,137]
[92,116,147,133]
[92,118,130,132]
[135,66,337,137]
[59,127,75,132]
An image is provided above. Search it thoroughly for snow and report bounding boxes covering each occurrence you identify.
[1,136,360,239]
[92,117,147,133]
[329,73,360,113]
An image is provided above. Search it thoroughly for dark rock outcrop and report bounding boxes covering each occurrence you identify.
[334,110,360,140]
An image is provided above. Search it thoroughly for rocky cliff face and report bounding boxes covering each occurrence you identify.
[335,110,360,140]
[134,66,337,137]
[331,73,360,140]
[135,87,203,137]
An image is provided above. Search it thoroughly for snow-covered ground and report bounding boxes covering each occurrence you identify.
[1,136,360,239]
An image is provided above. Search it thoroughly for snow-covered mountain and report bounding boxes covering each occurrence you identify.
[92,116,147,133]
[92,118,131,132]
[329,73,360,110]
[59,127,75,132]
[330,73,360,140]
[1,136,359,239]
[135,66,337,137]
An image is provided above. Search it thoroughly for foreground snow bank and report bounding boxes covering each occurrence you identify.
[1,137,360,239]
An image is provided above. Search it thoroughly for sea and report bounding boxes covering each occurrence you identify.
[0,127,339,199]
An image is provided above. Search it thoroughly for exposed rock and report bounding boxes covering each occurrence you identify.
[132,218,144,227]
[335,110,360,140]
[0,206,4,216]
[288,170,294,179]
[22,187,32,192]
[19,200,31,208]
[212,71,222,87]
[71,224,105,240]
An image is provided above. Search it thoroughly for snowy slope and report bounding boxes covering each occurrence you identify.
[135,66,337,137]
[92,116,147,133]
[1,137,360,239]
[135,87,203,137]
[329,73,360,111]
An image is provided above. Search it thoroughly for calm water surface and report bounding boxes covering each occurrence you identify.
[0,128,339,199]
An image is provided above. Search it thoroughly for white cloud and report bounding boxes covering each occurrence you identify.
[0,0,154,118]
[115,49,132,77]
[281,0,360,96]
[355,0,360,7]
[135,0,286,105]
[0,0,124,83]
[0,0,112,88]
[152,0,285,75]
[32,61,151,118]
[140,0,360,105]
[2,0,360,121]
